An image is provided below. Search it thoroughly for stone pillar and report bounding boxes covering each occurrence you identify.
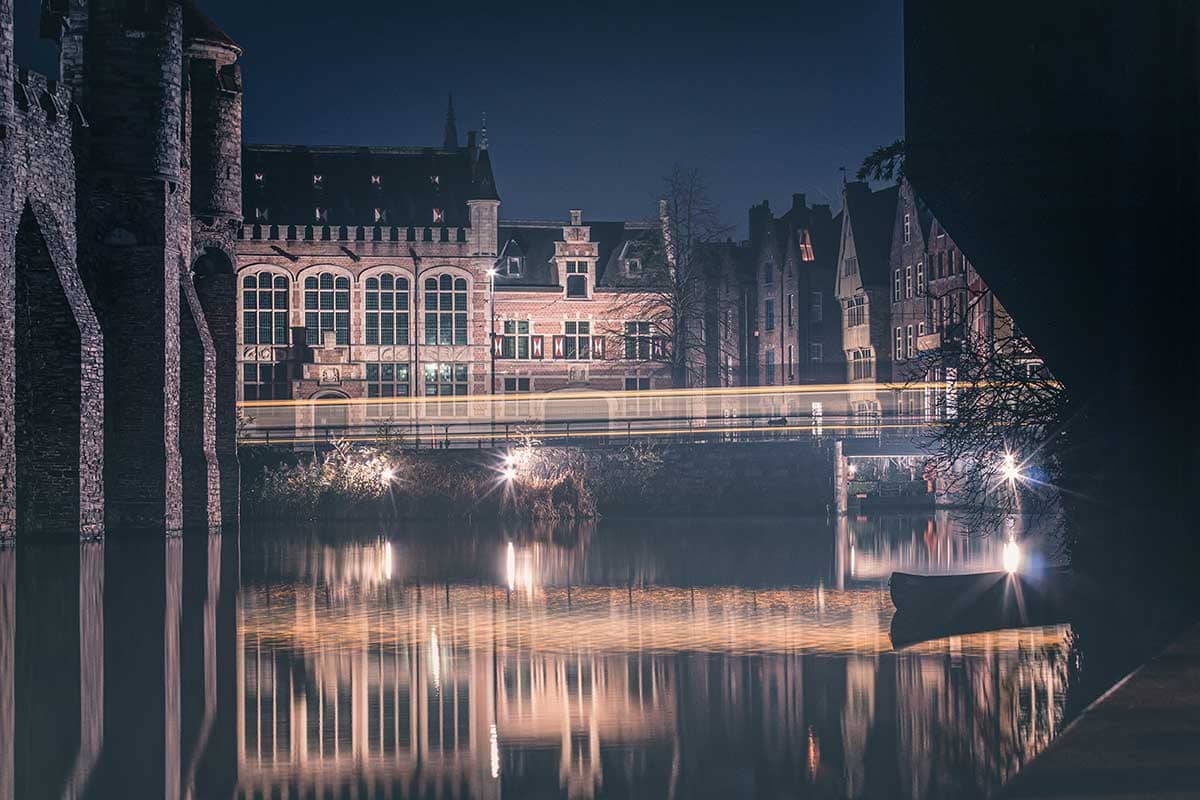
[179,271,220,530]
[193,251,239,528]
[0,0,14,541]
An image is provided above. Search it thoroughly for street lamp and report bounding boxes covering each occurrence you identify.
[487,267,498,395]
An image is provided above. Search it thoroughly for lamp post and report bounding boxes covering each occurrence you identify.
[487,267,498,394]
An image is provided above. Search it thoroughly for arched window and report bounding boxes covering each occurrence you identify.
[423,274,468,346]
[365,273,410,345]
[241,271,289,345]
[304,272,350,346]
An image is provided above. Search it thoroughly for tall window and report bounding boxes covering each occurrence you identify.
[366,363,411,398]
[810,291,823,322]
[903,213,911,244]
[624,322,653,360]
[365,273,410,346]
[846,296,866,327]
[786,344,794,379]
[916,262,925,295]
[763,262,774,284]
[565,261,589,298]
[851,349,874,380]
[242,363,289,401]
[905,266,913,299]
[895,327,904,361]
[561,321,591,359]
[303,272,349,346]
[764,299,776,331]
[842,256,857,278]
[242,271,289,345]
[424,275,468,346]
[503,377,531,393]
[765,348,776,384]
[809,342,823,362]
[787,293,795,327]
[893,269,902,302]
[499,320,532,359]
[424,362,468,396]
[906,325,915,359]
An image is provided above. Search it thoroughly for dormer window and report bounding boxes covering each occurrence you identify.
[254,207,269,223]
[430,175,440,186]
[312,174,324,188]
[505,256,522,277]
[373,208,388,224]
[432,208,445,224]
[370,174,382,187]
[253,172,265,186]
[565,261,589,298]
[625,258,641,275]
[314,207,328,222]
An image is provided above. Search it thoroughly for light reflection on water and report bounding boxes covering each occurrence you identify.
[0,513,1071,799]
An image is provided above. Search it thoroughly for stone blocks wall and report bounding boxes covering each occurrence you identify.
[188,56,242,220]
[179,270,220,529]
[0,69,103,540]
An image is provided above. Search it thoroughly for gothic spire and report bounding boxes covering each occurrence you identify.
[443,92,459,149]
[480,112,488,150]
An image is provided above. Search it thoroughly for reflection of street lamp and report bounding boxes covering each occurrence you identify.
[487,267,498,395]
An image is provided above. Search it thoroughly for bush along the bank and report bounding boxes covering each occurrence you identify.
[242,439,603,522]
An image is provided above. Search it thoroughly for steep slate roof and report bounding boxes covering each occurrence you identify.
[844,182,899,285]
[183,0,241,52]
[495,221,659,289]
[242,143,499,228]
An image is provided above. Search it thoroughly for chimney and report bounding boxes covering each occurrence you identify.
[791,193,807,213]
[467,130,477,149]
[748,200,772,250]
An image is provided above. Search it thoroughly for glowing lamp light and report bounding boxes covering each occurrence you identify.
[847,463,857,479]
[486,267,498,277]
[380,466,395,486]
[1002,538,1022,574]
[1001,452,1021,483]
[502,452,517,468]
[502,465,517,482]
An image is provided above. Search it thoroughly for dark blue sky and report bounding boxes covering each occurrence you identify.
[15,0,903,234]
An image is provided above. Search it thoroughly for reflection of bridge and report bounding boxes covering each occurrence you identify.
[239,383,947,448]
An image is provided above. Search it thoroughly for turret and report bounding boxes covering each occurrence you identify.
[185,0,243,219]
[78,0,184,180]
[749,200,772,250]
[467,141,499,255]
[443,92,458,149]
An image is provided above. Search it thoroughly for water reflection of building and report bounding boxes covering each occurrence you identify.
[236,534,1071,799]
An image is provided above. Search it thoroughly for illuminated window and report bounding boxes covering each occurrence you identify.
[798,230,815,261]
[303,273,350,346]
[242,271,289,345]
[370,174,382,186]
[430,175,440,186]
[851,349,874,380]
[312,174,323,188]
[432,208,444,224]
[846,295,866,327]
[365,273,409,345]
[499,320,532,359]
[253,172,265,185]
[373,208,388,224]
[242,363,289,401]
[624,321,652,360]
[561,321,591,359]
[424,362,468,396]
[423,275,468,346]
[565,261,588,298]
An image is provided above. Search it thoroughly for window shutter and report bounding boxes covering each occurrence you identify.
[552,335,565,359]
[492,334,504,358]
[532,336,544,359]
[592,335,606,359]
[652,338,666,360]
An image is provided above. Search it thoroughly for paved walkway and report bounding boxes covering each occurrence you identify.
[1001,624,1200,799]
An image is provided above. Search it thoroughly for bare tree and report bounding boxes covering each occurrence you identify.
[607,165,735,387]
[905,283,1069,541]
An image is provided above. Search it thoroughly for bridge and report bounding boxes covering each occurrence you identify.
[237,382,948,450]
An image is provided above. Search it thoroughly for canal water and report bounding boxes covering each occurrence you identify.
[1,514,1077,799]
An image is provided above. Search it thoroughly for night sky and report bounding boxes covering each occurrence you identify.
[14,0,903,234]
